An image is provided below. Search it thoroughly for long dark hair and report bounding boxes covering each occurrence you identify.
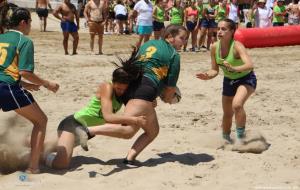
[8,7,30,28]
[112,47,143,84]
[0,2,18,32]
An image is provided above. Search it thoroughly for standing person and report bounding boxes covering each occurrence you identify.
[44,54,147,169]
[169,0,184,26]
[114,0,128,34]
[196,18,256,144]
[35,0,52,32]
[226,0,240,28]
[127,0,136,33]
[201,0,217,50]
[197,0,206,51]
[272,0,286,26]
[84,0,106,54]
[133,0,153,48]
[286,0,300,25]
[84,25,187,164]
[183,0,199,52]
[253,0,273,28]
[152,0,167,39]
[53,0,80,55]
[0,8,59,173]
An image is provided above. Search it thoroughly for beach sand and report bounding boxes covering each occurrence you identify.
[0,13,299,190]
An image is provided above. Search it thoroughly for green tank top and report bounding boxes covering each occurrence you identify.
[216,5,226,22]
[170,7,183,24]
[155,6,165,23]
[215,40,251,79]
[74,94,122,127]
[197,4,203,19]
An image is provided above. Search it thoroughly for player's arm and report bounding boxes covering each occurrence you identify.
[83,2,90,21]
[97,83,145,126]
[53,5,63,21]
[47,0,52,10]
[196,43,219,80]
[231,41,254,72]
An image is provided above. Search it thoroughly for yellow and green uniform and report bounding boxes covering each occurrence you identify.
[215,40,251,79]
[154,5,165,22]
[136,39,180,87]
[273,5,286,23]
[0,30,34,84]
[74,94,122,127]
[215,5,226,22]
[170,7,183,25]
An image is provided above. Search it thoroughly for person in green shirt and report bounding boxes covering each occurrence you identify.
[45,51,147,169]
[273,0,286,26]
[83,25,187,165]
[196,19,257,145]
[0,8,59,173]
[152,0,168,39]
[169,0,184,26]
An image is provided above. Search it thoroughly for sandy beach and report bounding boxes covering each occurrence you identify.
[0,13,300,190]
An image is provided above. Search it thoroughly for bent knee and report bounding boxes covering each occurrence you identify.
[120,127,137,139]
[232,103,244,112]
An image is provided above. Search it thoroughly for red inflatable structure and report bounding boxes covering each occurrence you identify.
[234,25,300,48]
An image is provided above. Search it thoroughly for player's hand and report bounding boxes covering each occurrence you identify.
[223,61,236,72]
[135,116,147,127]
[196,72,210,80]
[44,81,59,93]
[25,83,41,91]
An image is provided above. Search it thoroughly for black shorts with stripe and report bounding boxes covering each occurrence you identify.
[0,82,35,112]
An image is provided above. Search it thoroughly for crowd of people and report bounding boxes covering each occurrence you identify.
[31,0,300,53]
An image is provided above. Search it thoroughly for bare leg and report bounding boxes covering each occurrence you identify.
[232,85,254,128]
[51,131,76,169]
[183,31,190,51]
[98,33,103,54]
[221,96,234,135]
[70,32,79,55]
[15,102,48,173]
[43,17,47,32]
[136,35,144,49]
[62,32,69,55]
[89,33,95,52]
[143,34,151,43]
[39,17,43,32]
[191,29,198,49]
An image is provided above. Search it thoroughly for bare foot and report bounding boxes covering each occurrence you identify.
[25,168,40,174]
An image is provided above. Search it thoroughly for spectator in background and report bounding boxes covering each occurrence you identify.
[253,0,272,28]
[272,0,286,26]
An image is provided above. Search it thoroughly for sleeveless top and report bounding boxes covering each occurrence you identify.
[215,40,251,79]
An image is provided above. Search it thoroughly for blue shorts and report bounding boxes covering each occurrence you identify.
[61,21,78,33]
[186,21,197,31]
[137,25,153,35]
[222,71,257,97]
[153,20,165,31]
[0,82,35,112]
[201,19,217,28]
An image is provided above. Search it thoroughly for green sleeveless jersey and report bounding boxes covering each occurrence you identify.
[216,5,226,22]
[155,5,165,22]
[215,40,251,79]
[136,39,180,87]
[74,94,122,127]
[197,4,204,19]
[0,30,34,84]
[170,7,183,25]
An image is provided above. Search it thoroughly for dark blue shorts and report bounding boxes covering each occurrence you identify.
[36,8,48,18]
[201,19,217,28]
[153,20,165,31]
[186,21,197,31]
[222,71,257,97]
[0,82,35,112]
[61,21,78,33]
[116,14,128,21]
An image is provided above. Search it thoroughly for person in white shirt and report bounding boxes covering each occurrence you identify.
[227,0,239,27]
[253,0,273,28]
[114,0,128,34]
[133,0,153,48]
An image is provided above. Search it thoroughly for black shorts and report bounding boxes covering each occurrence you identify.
[57,115,95,145]
[186,21,197,31]
[116,14,128,21]
[121,76,158,105]
[222,71,257,97]
[0,82,35,112]
[36,8,48,18]
[153,20,165,31]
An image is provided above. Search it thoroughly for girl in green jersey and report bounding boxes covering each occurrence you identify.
[196,19,257,145]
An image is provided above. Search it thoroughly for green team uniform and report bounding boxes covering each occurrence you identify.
[197,4,204,20]
[170,7,183,25]
[155,5,165,22]
[215,5,226,22]
[136,39,180,87]
[273,5,286,23]
[0,30,34,84]
[74,93,122,127]
[215,40,250,79]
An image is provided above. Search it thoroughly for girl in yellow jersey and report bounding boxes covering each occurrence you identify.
[196,18,257,145]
